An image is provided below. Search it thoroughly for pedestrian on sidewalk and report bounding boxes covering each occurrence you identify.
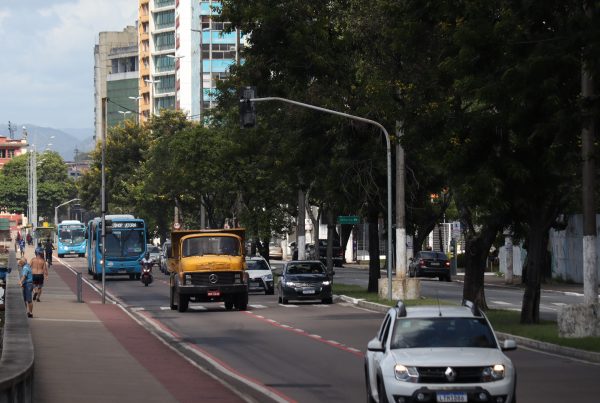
[19,238,25,258]
[35,242,44,256]
[30,249,49,302]
[18,258,34,318]
[44,238,54,266]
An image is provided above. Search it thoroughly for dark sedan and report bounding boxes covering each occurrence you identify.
[277,260,333,304]
[408,250,452,281]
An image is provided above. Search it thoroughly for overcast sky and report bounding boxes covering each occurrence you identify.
[0,0,137,130]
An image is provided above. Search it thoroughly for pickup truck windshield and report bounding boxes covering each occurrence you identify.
[183,236,240,257]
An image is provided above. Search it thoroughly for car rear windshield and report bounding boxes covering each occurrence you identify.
[247,260,270,271]
[420,251,448,260]
[287,263,325,275]
[390,317,497,349]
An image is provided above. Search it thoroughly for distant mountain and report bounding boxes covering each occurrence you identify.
[0,123,94,161]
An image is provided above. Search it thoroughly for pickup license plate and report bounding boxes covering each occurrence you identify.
[303,288,315,295]
[207,290,220,297]
[436,392,467,402]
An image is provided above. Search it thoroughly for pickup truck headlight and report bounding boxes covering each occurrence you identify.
[482,364,505,381]
[394,364,419,382]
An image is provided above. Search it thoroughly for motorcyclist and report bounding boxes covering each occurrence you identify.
[141,252,154,271]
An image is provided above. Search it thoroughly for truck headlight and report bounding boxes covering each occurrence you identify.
[394,364,419,382]
[482,364,505,381]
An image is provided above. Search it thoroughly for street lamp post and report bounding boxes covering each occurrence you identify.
[128,96,142,124]
[118,110,131,122]
[144,79,161,117]
[54,198,81,243]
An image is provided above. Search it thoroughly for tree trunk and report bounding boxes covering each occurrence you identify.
[520,224,547,324]
[326,209,335,273]
[367,204,381,293]
[462,233,492,310]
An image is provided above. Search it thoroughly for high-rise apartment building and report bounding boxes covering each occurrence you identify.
[139,0,240,123]
[94,26,138,141]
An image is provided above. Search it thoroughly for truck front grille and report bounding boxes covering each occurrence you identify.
[187,272,237,286]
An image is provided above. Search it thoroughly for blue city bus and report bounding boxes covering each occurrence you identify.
[86,214,147,280]
[57,220,87,258]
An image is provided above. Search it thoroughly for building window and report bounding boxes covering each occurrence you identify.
[155,55,175,73]
[156,75,175,94]
[0,150,5,158]
[8,150,15,158]
[202,43,236,60]
[154,10,175,30]
[154,32,175,51]
[155,0,175,8]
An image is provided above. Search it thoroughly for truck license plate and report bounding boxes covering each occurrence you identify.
[208,291,220,297]
[436,392,467,402]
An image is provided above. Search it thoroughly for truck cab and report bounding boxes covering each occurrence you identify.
[168,229,248,312]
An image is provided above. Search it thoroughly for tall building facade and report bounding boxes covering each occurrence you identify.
[139,0,240,123]
[94,26,138,141]
[107,45,139,128]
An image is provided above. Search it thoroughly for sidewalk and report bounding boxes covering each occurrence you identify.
[23,245,245,403]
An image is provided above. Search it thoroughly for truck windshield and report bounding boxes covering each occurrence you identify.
[182,236,240,257]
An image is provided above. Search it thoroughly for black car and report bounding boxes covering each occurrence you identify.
[277,260,333,304]
[408,250,451,281]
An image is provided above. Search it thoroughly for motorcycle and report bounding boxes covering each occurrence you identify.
[141,261,154,286]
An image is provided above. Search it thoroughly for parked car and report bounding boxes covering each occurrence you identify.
[160,240,171,274]
[365,300,517,403]
[277,260,333,304]
[408,250,451,281]
[269,241,283,260]
[245,256,274,294]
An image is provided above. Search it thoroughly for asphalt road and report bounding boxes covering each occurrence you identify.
[59,256,600,403]
[334,266,587,321]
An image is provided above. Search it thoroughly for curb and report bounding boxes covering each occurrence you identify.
[336,295,600,365]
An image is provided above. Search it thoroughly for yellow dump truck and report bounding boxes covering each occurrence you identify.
[168,228,248,312]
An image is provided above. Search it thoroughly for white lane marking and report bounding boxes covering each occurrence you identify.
[309,334,322,339]
[347,347,362,353]
[552,302,567,307]
[312,304,330,307]
[189,305,208,311]
[160,306,171,310]
[131,307,145,312]
[279,324,291,328]
[491,300,513,305]
[249,304,267,309]
[564,292,584,297]
[279,304,298,307]
[540,305,558,312]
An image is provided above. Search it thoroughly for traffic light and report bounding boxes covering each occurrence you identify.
[239,86,257,128]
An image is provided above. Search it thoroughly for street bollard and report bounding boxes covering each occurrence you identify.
[76,272,83,302]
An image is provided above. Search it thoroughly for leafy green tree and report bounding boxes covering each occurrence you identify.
[0,152,76,222]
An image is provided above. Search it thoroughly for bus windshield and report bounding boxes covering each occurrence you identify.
[100,230,145,258]
[59,228,85,245]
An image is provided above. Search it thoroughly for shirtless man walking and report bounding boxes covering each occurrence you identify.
[30,249,49,302]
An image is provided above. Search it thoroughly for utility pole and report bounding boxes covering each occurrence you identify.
[297,189,306,260]
[581,30,598,306]
[395,122,407,278]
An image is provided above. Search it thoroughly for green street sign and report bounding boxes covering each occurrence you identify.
[338,215,360,225]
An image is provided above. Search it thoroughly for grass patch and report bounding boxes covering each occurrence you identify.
[334,283,600,353]
[485,310,600,353]
[333,284,455,307]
